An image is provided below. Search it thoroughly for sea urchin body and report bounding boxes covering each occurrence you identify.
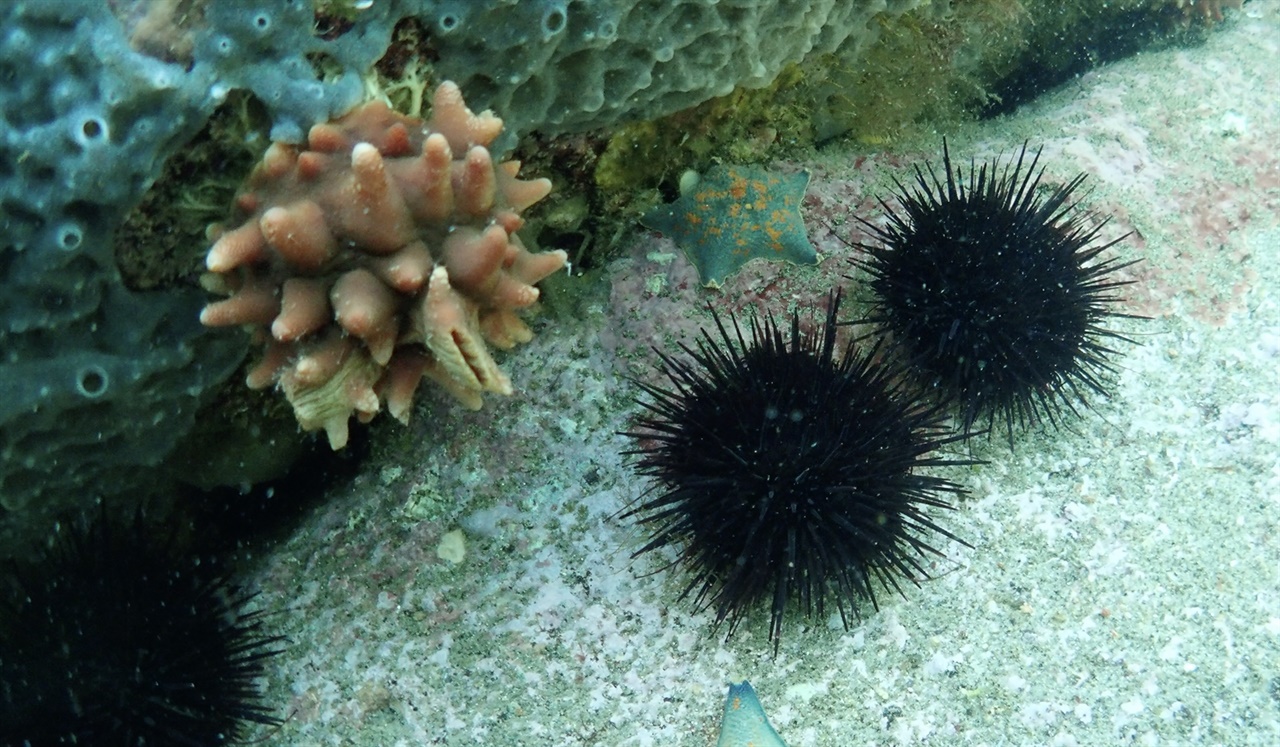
[0,506,283,745]
[851,142,1139,438]
[623,294,971,650]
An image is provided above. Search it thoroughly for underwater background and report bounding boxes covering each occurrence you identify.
[2,1,1277,745]
[247,6,1280,745]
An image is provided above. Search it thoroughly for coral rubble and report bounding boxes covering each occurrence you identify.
[201,82,566,448]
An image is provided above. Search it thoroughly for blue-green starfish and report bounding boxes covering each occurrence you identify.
[717,681,788,747]
[641,165,815,288]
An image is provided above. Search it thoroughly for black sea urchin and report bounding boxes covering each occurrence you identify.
[0,505,283,745]
[623,294,971,650]
[851,142,1139,439]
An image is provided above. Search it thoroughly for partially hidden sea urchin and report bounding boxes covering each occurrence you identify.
[851,141,1139,438]
[623,294,971,649]
[0,506,283,745]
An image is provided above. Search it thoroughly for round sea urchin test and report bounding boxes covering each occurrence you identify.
[850,141,1139,438]
[0,506,283,744]
[623,293,971,649]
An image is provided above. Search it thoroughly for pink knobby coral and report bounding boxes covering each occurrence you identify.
[200,82,567,448]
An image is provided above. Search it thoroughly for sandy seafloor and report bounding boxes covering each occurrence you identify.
[247,4,1280,745]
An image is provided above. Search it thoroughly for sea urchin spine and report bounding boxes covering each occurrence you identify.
[623,293,973,650]
[850,141,1140,439]
[0,506,284,745]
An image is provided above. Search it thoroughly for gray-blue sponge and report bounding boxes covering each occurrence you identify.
[0,0,912,533]
[0,1,380,525]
